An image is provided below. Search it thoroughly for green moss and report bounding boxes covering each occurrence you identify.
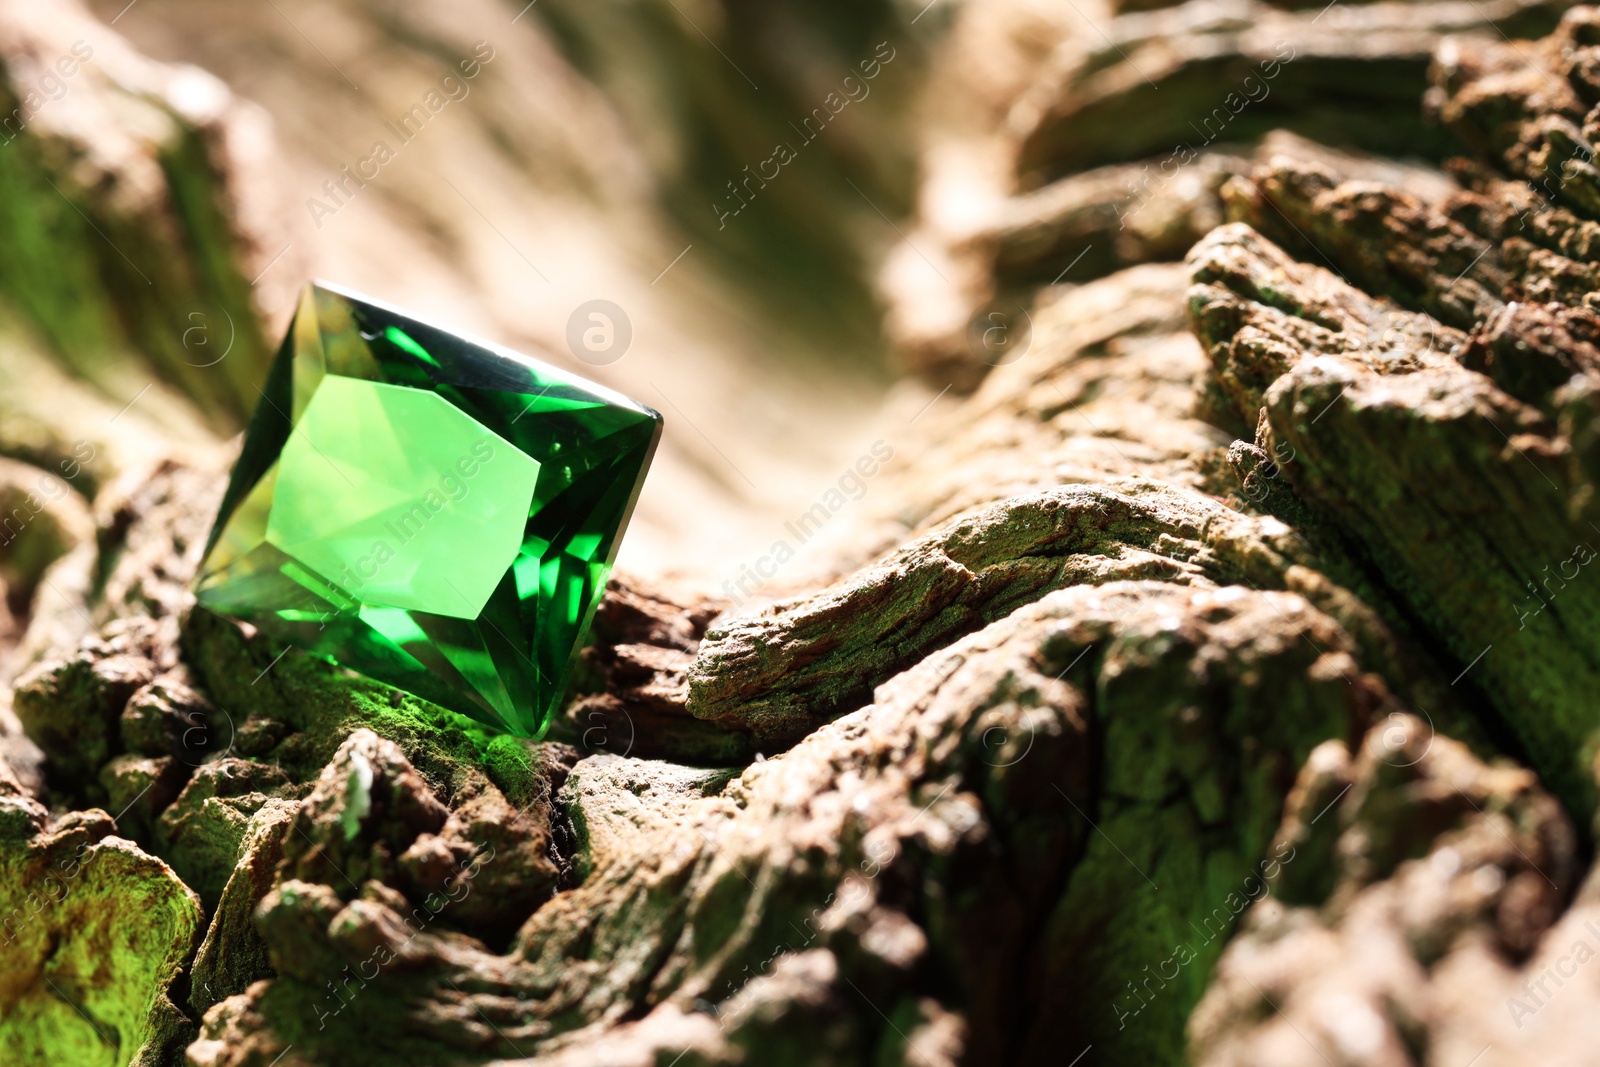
[0,836,201,1067]
[482,734,540,808]
[181,606,505,792]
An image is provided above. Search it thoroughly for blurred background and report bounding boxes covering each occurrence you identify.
[0,0,966,590]
[2,0,1571,626]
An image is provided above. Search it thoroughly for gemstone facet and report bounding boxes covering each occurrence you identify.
[194,283,662,738]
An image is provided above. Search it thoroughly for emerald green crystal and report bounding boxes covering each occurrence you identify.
[193,283,662,738]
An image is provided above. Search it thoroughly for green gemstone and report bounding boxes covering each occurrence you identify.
[193,283,662,738]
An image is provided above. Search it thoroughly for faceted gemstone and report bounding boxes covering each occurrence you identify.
[194,283,662,738]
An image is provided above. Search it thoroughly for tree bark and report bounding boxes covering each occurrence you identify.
[4,1,1600,1065]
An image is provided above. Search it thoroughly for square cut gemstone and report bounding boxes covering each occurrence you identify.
[193,283,662,738]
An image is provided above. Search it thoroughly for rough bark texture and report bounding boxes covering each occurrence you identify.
[9,0,1600,1065]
